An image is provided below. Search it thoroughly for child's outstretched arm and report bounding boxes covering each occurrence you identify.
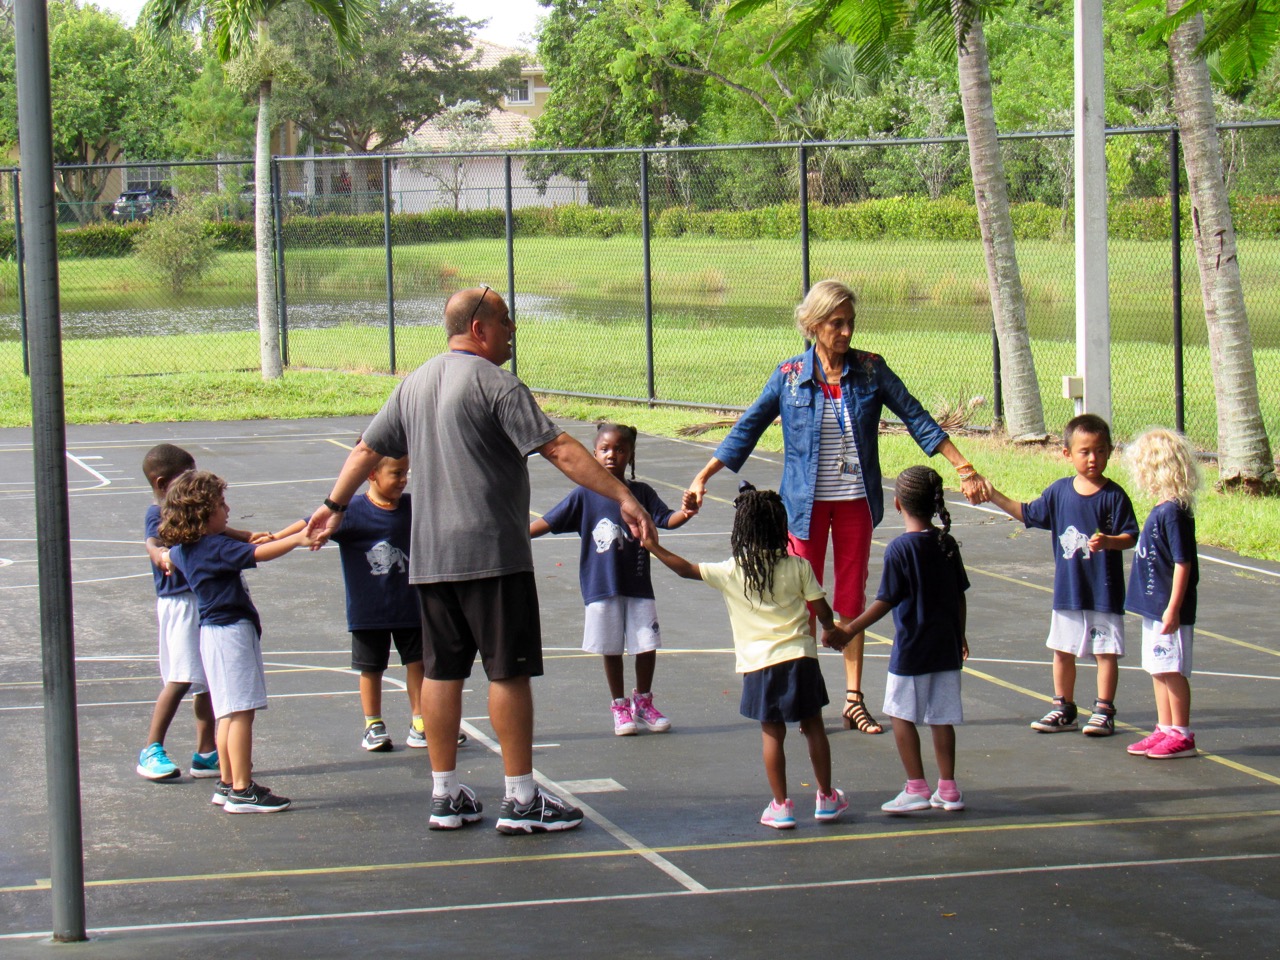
[643,536,702,581]
[530,518,551,538]
[265,519,308,542]
[829,599,894,652]
[253,529,313,562]
[985,486,1024,522]
[224,526,273,544]
[812,598,846,650]
[662,490,700,530]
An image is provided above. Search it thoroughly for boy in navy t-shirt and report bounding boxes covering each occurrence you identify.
[987,414,1138,736]
[273,455,453,753]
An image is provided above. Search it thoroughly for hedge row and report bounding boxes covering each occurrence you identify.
[8,194,1280,260]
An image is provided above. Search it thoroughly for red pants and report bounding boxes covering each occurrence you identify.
[788,498,873,620]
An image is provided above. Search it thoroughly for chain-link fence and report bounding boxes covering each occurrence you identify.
[4,125,1280,452]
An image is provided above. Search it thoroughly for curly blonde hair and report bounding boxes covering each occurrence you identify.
[158,470,226,545]
[794,279,856,339]
[1125,428,1200,510]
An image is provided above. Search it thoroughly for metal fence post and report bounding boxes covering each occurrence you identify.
[13,170,28,376]
[1170,128,1185,434]
[505,154,517,377]
[14,0,87,939]
[641,149,655,404]
[799,144,810,296]
[382,155,396,374]
[271,158,289,366]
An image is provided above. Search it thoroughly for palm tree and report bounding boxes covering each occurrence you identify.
[730,0,1047,440]
[1148,0,1278,492]
[143,0,369,380]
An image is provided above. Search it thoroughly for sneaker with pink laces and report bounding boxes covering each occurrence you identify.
[1127,730,1169,756]
[631,690,671,732]
[610,698,637,736]
[1147,731,1197,758]
[760,798,796,829]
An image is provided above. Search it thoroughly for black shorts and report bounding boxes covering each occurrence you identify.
[416,572,543,682]
[351,628,423,672]
[740,656,829,723]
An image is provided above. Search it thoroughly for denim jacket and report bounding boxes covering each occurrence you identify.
[714,346,948,538]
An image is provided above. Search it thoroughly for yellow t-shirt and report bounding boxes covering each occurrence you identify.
[699,556,826,673]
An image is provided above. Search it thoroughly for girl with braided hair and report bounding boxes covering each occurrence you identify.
[645,483,850,829]
[837,466,971,814]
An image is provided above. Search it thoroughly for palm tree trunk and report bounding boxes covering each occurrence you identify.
[1167,0,1276,491]
[953,8,1045,440]
[254,19,282,381]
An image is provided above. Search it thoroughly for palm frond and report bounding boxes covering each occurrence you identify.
[1201,0,1280,83]
[726,0,781,23]
[1136,0,1210,46]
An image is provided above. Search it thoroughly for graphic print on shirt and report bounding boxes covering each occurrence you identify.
[366,540,408,576]
[591,518,628,554]
[1058,526,1092,559]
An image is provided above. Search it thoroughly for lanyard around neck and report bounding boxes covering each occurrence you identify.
[815,361,848,439]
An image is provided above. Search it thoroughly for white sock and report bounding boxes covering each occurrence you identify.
[506,773,536,804]
[432,770,458,799]
[1170,725,1192,737]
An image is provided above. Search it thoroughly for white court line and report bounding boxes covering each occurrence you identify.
[0,691,360,712]
[0,572,151,590]
[3,851,1275,941]
[65,453,113,489]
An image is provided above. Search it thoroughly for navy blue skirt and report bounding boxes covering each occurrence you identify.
[740,656,830,723]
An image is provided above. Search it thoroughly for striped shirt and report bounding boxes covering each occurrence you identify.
[815,383,866,502]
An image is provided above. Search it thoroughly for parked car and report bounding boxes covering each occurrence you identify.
[110,187,174,222]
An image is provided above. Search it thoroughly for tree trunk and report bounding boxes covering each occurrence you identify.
[954,9,1045,440]
[1167,1,1276,491]
[255,76,283,380]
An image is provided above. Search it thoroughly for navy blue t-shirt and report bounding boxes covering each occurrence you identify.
[330,493,419,631]
[1126,500,1198,625]
[146,503,190,598]
[541,481,676,604]
[169,534,261,634]
[875,530,969,676]
[1022,477,1138,614]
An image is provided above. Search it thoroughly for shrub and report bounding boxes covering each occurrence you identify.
[132,205,220,293]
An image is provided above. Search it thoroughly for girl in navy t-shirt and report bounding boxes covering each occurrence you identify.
[1124,428,1201,760]
[838,466,970,814]
[531,423,697,736]
[160,470,313,814]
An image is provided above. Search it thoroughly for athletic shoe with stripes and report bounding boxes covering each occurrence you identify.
[496,788,583,834]
[429,784,483,830]
[224,781,291,814]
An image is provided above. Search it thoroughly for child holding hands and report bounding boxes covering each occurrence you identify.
[835,467,970,813]
[159,470,313,813]
[645,483,848,828]
[1124,428,1201,759]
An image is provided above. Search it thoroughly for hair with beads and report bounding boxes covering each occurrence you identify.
[1125,427,1200,510]
[894,465,957,558]
[595,422,638,479]
[158,470,226,546]
[730,484,790,603]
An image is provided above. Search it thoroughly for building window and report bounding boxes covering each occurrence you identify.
[506,79,532,105]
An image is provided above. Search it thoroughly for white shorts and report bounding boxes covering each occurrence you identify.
[1046,609,1125,660]
[883,670,964,726]
[582,597,661,656]
[1140,619,1194,676]
[200,620,268,719]
[157,594,207,694]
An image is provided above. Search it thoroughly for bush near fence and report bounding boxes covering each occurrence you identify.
[12,194,1280,262]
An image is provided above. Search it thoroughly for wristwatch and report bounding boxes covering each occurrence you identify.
[323,497,348,513]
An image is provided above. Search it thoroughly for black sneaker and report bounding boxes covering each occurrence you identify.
[362,721,393,752]
[496,788,583,834]
[1030,701,1078,733]
[224,781,291,814]
[428,784,483,830]
[1082,706,1116,737]
[210,780,231,806]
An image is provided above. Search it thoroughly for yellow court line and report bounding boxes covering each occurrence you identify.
[325,439,355,451]
[3,807,1276,895]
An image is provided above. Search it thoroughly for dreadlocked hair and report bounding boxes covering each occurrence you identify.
[158,470,226,546]
[730,486,790,603]
[894,465,958,559]
[595,422,638,479]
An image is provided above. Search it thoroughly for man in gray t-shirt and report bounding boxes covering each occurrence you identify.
[308,287,655,835]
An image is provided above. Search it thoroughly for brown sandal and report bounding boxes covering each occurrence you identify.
[842,690,883,734]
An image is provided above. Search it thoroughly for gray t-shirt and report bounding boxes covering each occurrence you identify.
[361,351,561,584]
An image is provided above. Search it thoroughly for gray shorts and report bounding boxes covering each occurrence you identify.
[200,620,268,719]
[582,597,661,655]
[1139,619,1194,676]
[883,670,964,726]
[157,593,207,694]
[1046,609,1126,660]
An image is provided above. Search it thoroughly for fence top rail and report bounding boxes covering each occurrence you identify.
[17,117,1280,175]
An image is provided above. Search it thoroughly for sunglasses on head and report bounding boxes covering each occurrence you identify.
[467,284,491,326]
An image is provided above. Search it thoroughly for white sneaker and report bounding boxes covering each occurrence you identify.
[815,788,849,822]
[881,788,931,814]
[611,698,637,736]
[929,788,965,812]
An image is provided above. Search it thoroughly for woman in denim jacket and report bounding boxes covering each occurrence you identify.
[688,280,990,734]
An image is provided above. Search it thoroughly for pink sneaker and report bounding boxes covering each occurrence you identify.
[760,798,796,829]
[1147,731,1197,758]
[1127,730,1169,756]
[631,690,671,732]
[611,698,637,736]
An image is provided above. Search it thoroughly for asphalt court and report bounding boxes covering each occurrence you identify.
[1,416,1279,957]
